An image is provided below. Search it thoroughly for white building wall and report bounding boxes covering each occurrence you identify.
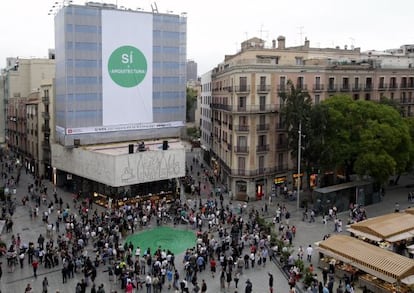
[200,70,212,151]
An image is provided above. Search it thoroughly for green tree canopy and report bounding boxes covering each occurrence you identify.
[319,95,411,185]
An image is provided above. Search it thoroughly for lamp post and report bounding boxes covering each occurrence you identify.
[297,121,302,210]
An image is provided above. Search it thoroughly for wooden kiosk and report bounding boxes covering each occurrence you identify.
[317,235,414,292]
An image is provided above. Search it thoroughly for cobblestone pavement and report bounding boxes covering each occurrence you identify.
[1,148,413,293]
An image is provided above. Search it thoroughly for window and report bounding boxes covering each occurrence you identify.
[365,77,372,90]
[315,94,320,104]
[259,96,266,111]
[297,76,304,90]
[279,76,286,91]
[259,115,266,125]
[328,77,335,90]
[315,76,321,90]
[259,156,265,172]
[342,77,349,90]
[365,93,371,100]
[295,57,304,65]
[237,136,247,147]
[260,76,266,88]
[238,157,246,170]
[354,77,360,90]
[401,77,407,88]
[258,135,267,146]
[353,94,359,100]
[239,77,247,91]
[390,77,397,89]
[278,153,284,169]
[379,77,385,88]
[238,96,246,109]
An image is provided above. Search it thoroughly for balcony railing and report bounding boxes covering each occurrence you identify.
[277,85,287,93]
[41,125,50,133]
[378,83,388,91]
[42,112,50,119]
[256,85,271,92]
[42,96,49,104]
[234,146,249,153]
[276,123,287,130]
[211,103,279,113]
[352,85,361,92]
[256,144,270,152]
[327,85,337,92]
[42,141,51,150]
[312,84,324,92]
[364,85,373,91]
[230,165,289,177]
[228,85,250,93]
[256,123,270,131]
[389,84,398,90]
[235,125,249,132]
[296,84,308,91]
[340,85,350,92]
[276,142,289,150]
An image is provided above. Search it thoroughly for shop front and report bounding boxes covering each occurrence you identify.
[292,173,304,189]
[317,235,414,292]
[256,179,266,200]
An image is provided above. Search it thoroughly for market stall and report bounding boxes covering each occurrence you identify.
[347,212,414,248]
[317,235,414,292]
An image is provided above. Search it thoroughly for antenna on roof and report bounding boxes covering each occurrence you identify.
[151,2,159,13]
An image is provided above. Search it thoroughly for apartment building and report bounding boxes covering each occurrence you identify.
[200,70,212,159]
[2,56,55,177]
[209,37,414,201]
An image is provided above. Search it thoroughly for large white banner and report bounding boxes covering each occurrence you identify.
[102,10,153,125]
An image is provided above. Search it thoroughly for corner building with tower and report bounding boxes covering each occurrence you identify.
[52,2,187,207]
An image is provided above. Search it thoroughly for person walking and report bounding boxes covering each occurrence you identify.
[268,272,274,293]
[245,279,252,293]
[32,258,39,278]
[201,279,207,293]
[306,245,313,262]
[42,277,49,293]
[234,272,240,288]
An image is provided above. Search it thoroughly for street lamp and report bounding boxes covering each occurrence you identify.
[297,121,302,210]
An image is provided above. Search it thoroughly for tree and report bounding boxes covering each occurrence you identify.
[186,87,198,122]
[320,95,412,187]
[279,80,313,158]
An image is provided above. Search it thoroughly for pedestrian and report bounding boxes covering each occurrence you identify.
[201,279,207,293]
[25,283,33,293]
[268,272,274,293]
[42,277,49,293]
[234,272,240,288]
[245,279,252,293]
[306,245,313,262]
[32,258,39,278]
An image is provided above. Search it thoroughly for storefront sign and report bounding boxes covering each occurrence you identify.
[274,176,286,184]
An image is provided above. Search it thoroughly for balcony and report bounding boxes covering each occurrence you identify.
[256,144,269,152]
[364,85,373,91]
[327,84,337,92]
[232,85,250,93]
[227,143,232,151]
[277,85,287,93]
[352,85,361,92]
[213,104,279,113]
[340,85,351,92]
[312,84,324,92]
[42,112,50,119]
[400,83,408,90]
[41,125,50,133]
[256,84,271,93]
[378,83,388,91]
[276,142,289,150]
[276,123,287,131]
[234,146,249,153]
[230,166,288,177]
[42,141,51,150]
[296,84,308,91]
[389,84,398,90]
[42,96,49,104]
[256,123,270,131]
[235,125,249,132]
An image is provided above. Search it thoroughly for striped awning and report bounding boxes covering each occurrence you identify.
[318,235,414,283]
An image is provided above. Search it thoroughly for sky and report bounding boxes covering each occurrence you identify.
[0,0,413,75]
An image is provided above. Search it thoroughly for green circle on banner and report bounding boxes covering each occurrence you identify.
[108,45,147,88]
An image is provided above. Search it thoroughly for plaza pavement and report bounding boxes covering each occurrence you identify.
[1,148,413,293]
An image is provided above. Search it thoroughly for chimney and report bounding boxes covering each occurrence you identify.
[272,39,276,49]
[277,36,285,49]
[304,38,310,49]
